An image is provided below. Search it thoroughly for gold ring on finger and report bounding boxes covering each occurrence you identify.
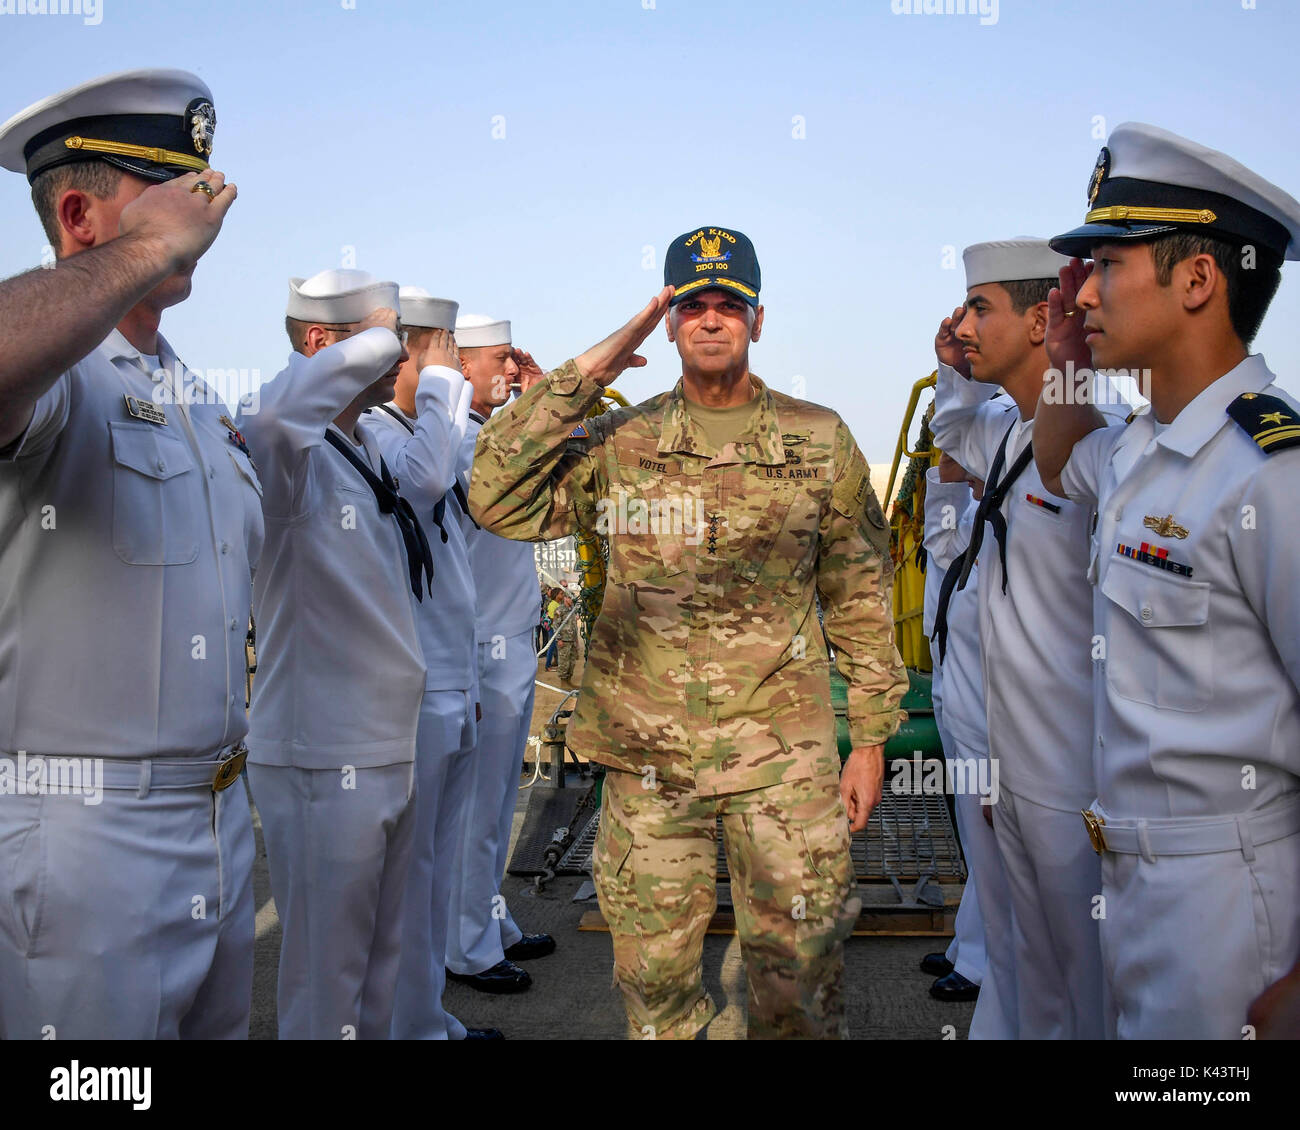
[191,180,216,201]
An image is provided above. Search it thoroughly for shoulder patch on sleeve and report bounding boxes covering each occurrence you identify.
[832,446,890,556]
[832,449,869,519]
[569,423,588,438]
[1227,392,1300,455]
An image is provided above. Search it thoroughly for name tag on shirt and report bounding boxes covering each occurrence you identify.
[124,395,167,426]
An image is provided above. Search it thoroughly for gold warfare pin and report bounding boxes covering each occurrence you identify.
[1143,514,1189,540]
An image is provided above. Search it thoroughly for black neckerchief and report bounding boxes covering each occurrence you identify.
[931,421,1034,662]
[324,428,434,601]
[373,403,478,536]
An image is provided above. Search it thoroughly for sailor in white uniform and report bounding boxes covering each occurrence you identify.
[0,69,259,1039]
[365,287,501,1039]
[239,270,430,1040]
[445,314,555,993]
[924,455,1019,1038]
[930,238,1132,1039]
[1036,123,1300,1040]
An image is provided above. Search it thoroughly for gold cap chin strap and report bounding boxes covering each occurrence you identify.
[64,135,208,172]
[1085,204,1218,226]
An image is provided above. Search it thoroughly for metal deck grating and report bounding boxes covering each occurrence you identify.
[551,786,965,884]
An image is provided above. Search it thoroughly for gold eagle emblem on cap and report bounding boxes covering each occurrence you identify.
[188,99,216,156]
[1143,514,1189,540]
[699,234,722,258]
[1088,146,1110,206]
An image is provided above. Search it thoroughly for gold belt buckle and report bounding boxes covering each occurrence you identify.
[1081,808,1108,854]
[212,744,248,792]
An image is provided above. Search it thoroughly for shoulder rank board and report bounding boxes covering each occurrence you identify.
[1226,391,1300,454]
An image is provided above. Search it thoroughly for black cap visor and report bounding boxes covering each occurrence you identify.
[1049,221,1181,259]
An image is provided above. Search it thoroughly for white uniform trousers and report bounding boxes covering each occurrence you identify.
[945,868,985,982]
[1096,802,1300,1040]
[446,630,536,974]
[248,760,415,1039]
[0,767,254,1039]
[993,782,1106,1039]
[946,736,1018,1040]
[938,715,987,986]
[392,688,477,1039]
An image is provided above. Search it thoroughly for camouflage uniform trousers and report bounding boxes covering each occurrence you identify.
[556,616,578,681]
[593,767,859,1040]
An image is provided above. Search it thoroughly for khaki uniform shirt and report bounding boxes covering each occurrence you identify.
[469,360,906,796]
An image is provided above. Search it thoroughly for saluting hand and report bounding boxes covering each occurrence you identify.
[511,349,546,395]
[357,306,400,337]
[574,286,674,387]
[415,328,461,374]
[117,168,237,274]
[841,745,885,833]
[1046,258,1095,374]
[934,305,971,379]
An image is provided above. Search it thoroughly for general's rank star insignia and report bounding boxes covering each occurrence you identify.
[1143,514,1189,540]
[1260,410,1290,426]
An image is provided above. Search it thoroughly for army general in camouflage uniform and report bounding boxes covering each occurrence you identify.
[469,228,906,1039]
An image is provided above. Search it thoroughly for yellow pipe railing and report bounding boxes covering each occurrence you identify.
[887,372,940,672]
[885,371,937,512]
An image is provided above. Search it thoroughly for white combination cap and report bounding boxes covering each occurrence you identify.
[1051,122,1300,262]
[455,313,511,348]
[399,286,459,332]
[963,238,1071,289]
[286,269,400,325]
[0,67,216,183]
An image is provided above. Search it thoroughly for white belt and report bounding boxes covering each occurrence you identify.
[0,743,247,797]
[1082,795,1300,861]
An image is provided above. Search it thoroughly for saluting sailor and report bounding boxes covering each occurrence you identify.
[1035,123,1300,1040]
[921,452,1019,1037]
[0,69,259,1039]
[364,286,502,1040]
[238,269,430,1040]
[445,313,556,995]
[929,239,1131,1039]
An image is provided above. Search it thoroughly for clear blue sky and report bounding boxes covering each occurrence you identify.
[2,0,1298,467]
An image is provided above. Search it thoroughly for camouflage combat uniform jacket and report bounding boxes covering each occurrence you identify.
[469,360,907,797]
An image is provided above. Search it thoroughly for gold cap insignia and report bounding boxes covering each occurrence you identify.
[187,98,216,156]
[1143,514,1189,540]
[1088,146,1110,206]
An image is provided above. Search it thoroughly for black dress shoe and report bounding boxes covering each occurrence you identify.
[929,970,980,1002]
[503,932,556,961]
[920,951,954,977]
[446,959,533,994]
[461,1027,505,1040]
